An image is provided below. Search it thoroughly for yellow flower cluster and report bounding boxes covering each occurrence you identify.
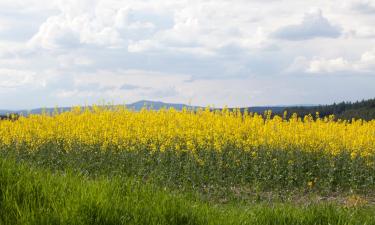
[0,106,374,158]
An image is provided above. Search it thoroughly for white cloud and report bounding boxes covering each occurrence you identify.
[0,69,41,88]
[27,1,176,50]
[307,57,352,73]
[26,0,275,53]
[356,49,375,70]
[350,0,375,14]
[349,27,375,38]
[127,39,161,53]
[290,48,375,74]
[28,13,122,49]
[0,19,11,32]
[0,0,57,12]
[57,53,93,68]
[272,9,341,40]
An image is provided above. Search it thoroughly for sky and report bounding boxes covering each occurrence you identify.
[0,0,375,109]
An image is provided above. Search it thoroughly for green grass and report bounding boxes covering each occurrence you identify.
[2,145,374,201]
[1,157,375,225]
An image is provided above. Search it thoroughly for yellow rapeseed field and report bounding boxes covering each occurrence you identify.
[0,106,374,158]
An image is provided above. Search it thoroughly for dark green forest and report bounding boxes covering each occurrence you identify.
[283,98,375,121]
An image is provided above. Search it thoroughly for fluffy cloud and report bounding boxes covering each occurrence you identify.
[0,69,41,88]
[272,9,341,40]
[307,58,352,73]
[0,0,57,12]
[350,0,375,14]
[349,27,375,38]
[28,13,120,49]
[27,0,274,53]
[289,49,375,74]
[27,1,177,50]
[356,49,375,70]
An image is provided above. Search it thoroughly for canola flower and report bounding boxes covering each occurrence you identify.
[0,105,374,159]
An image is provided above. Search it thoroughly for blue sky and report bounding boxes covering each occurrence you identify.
[0,0,374,109]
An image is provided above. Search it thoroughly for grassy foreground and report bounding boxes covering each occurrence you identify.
[1,157,375,225]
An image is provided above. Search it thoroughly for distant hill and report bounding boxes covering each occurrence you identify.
[0,100,196,116]
[0,107,72,116]
[0,101,295,116]
[1,99,374,120]
[127,100,192,111]
[0,110,13,115]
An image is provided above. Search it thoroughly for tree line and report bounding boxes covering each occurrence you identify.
[282,98,375,121]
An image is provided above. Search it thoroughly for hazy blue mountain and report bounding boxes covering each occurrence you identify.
[0,110,13,115]
[2,107,73,116]
[0,100,198,115]
[0,100,319,116]
[2,99,373,120]
[126,100,193,111]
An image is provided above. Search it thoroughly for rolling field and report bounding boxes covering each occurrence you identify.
[0,106,375,224]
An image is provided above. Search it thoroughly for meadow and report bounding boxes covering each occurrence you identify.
[0,106,374,224]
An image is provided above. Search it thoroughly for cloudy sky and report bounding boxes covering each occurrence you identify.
[0,0,375,109]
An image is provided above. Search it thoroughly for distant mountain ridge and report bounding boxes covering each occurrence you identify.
[0,100,294,116]
[0,100,194,115]
[0,100,304,115]
[127,100,192,111]
[1,99,374,120]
